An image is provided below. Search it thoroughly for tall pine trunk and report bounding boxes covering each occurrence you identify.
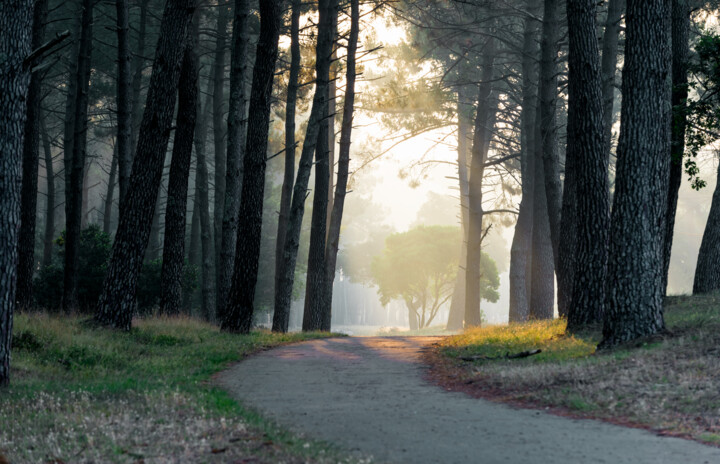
[116,0,132,205]
[600,0,670,348]
[218,0,251,319]
[0,0,33,386]
[42,117,55,267]
[272,0,301,332]
[694,161,720,294]
[63,0,93,312]
[103,144,118,235]
[160,37,198,315]
[565,0,609,330]
[128,0,149,171]
[222,0,285,333]
[95,0,196,330]
[600,0,624,160]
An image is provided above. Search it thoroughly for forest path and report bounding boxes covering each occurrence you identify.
[218,336,720,464]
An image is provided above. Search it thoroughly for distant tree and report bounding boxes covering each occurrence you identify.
[372,226,499,330]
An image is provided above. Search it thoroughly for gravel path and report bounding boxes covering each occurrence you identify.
[217,336,720,464]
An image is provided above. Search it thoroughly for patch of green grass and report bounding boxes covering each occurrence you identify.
[1,313,354,463]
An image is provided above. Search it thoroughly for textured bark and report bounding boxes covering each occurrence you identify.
[103,145,118,235]
[319,0,359,331]
[217,0,251,319]
[565,0,609,331]
[222,0,285,333]
[600,0,671,348]
[116,0,132,205]
[509,9,539,324]
[664,0,690,295]
[160,40,198,316]
[465,38,496,328]
[41,117,55,267]
[274,0,337,332]
[146,195,163,262]
[63,0,93,312]
[213,0,230,292]
[16,0,48,310]
[272,0,301,333]
[128,0,149,174]
[556,151,576,318]
[0,0,33,386]
[694,161,720,294]
[600,0,624,159]
[538,0,562,273]
[95,0,195,330]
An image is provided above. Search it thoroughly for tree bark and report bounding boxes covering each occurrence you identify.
[319,0,359,332]
[600,0,671,348]
[565,0,609,330]
[41,117,55,267]
[218,0,251,319]
[509,8,539,324]
[95,0,196,330]
[103,144,118,235]
[0,0,33,386]
[63,0,93,312]
[128,0,149,178]
[116,0,132,205]
[465,37,496,328]
[272,0,301,332]
[664,0,690,295]
[16,0,48,310]
[222,0,285,333]
[600,0,624,160]
[694,160,720,294]
[274,0,337,332]
[161,38,198,316]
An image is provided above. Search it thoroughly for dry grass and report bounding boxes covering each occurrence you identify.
[0,313,363,463]
[435,293,720,444]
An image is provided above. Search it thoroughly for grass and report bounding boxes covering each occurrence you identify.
[434,293,720,445]
[0,313,360,463]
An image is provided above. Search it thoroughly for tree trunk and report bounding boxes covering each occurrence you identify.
[694,160,720,294]
[146,194,163,262]
[663,0,690,295]
[116,0,132,205]
[272,0,301,332]
[565,0,609,330]
[274,0,337,333]
[213,0,230,294]
[0,0,33,386]
[103,144,118,235]
[218,0,251,319]
[41,117,55,267]
[600,0,624,160]
[320,0,359,332]
[600,0,670,348]
[464,37,496,328]
[161,38,198,316]
[509,8,539,324]
[128,0,149,179]
[406,299,419,331]
[222,0,285,333]
[95,0,196,330]
[16,0,48,310]
[186,191,200,312]
[63,0,93,312]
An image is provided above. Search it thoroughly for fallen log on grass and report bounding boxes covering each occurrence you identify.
[460,349,542,362]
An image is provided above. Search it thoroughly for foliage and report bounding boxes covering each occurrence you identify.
[370,225,499,328]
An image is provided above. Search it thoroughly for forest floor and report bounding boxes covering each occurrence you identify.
[219,334,720,464]
[429,293,720,447]
[0,314,355,464]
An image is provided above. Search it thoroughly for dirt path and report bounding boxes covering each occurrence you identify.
[217,337,720,464]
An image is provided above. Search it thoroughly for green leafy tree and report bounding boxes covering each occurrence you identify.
[371,226,499,329]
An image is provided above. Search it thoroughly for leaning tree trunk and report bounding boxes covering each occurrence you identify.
[217,0,251,320]
[213,0,230,293]
[509,6,539,323]
[63,0,93,313]
[565,0,609,331]
[116,0,132,206]
[320,0,359,332]
[222,0,285,333]
[465,37,496,328]
[272,0,302,333]
[127,0,149,181]
[41,117,55,267]
[0,0,33,386]
[160,38,198,315]
[600,0,671,348]
[694,160,720,294]
[16,0,49,310]
[274,0,337,332]
[663,0,690,295]
[95,0,196,330]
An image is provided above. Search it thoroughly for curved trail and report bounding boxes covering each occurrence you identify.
[218,337,720,464]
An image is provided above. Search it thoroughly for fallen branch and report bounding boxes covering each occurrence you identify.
[461,349,542,362]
